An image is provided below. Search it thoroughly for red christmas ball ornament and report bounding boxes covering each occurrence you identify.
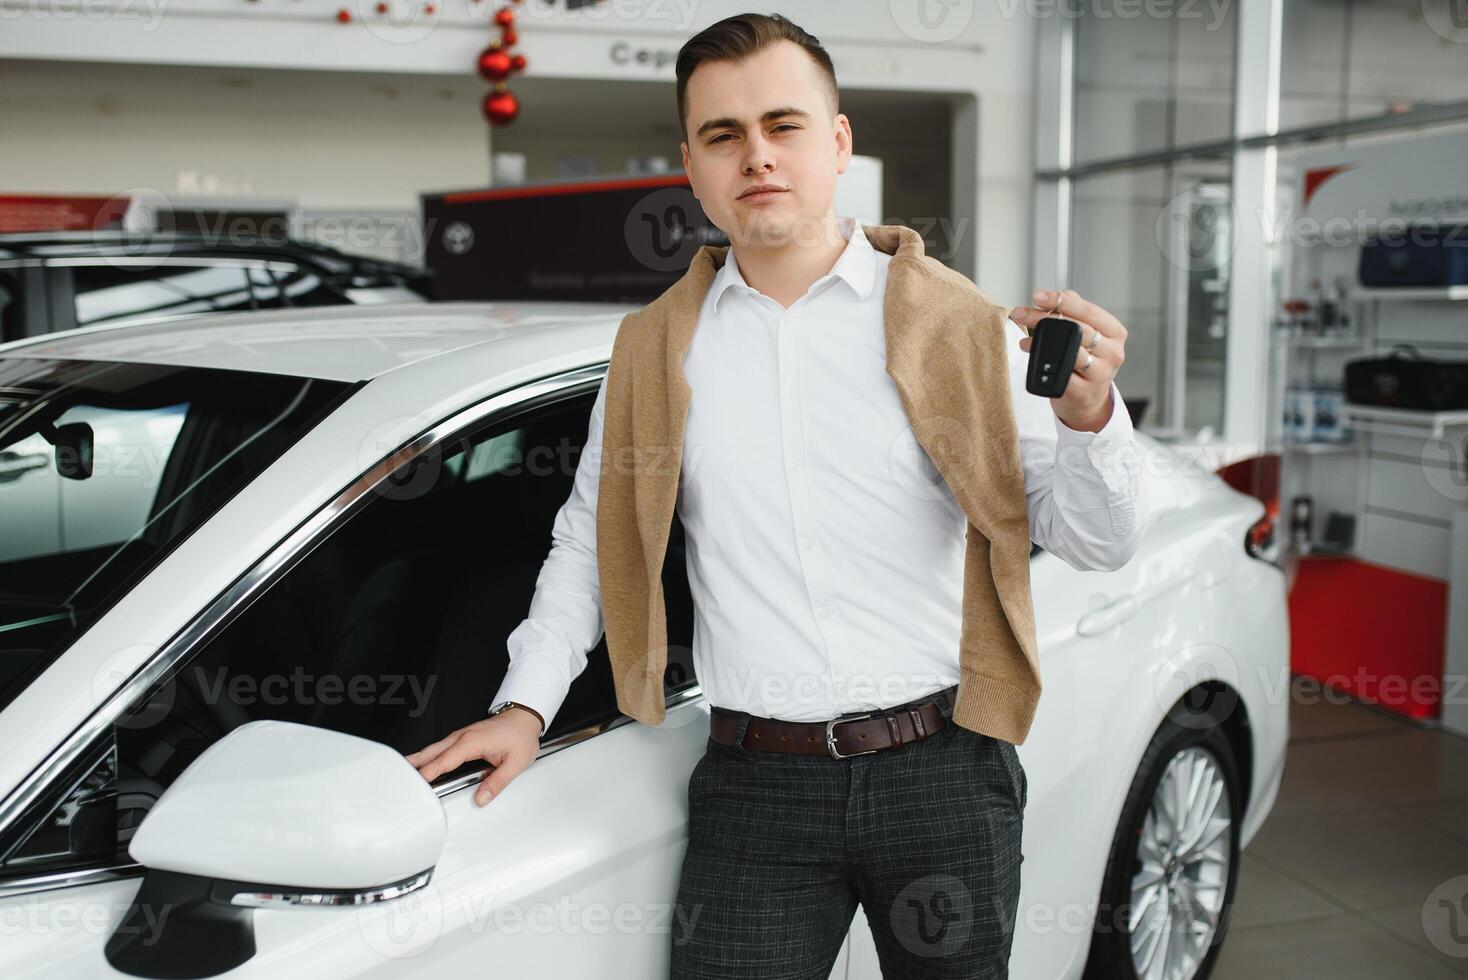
[477,47,513,81]
[510,53,527,72]
[500,28,517,45]
[493,7,514,25]
[482,87,519,125]
[335,7,351,21]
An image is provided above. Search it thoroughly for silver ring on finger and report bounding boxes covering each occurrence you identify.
[1079,350,1095,372]
[1086,328,1102,353]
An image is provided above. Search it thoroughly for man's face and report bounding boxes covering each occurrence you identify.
[680,40,851,249]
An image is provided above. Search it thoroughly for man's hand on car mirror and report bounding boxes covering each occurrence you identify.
[406,710,544,807]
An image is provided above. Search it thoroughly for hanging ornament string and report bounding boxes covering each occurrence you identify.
[478,0,526,126]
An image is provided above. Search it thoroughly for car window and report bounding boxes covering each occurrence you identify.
[0,272,20,342]
[0,384,697,878]
[244,264,348,308]
[0,358,353,715]
[67,263,261,326]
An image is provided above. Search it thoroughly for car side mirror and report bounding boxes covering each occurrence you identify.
[105,719,447,979]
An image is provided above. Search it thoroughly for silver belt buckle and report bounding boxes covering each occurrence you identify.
[826,712,881,759]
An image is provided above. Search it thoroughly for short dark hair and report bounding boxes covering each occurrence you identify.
[676,12,839,145]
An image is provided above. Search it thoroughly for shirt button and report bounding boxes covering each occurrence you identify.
[818,608,836,622]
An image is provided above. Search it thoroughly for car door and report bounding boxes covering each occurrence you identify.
[0,377,708,978]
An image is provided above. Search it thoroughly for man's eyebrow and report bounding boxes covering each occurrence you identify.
[695,107,812,139]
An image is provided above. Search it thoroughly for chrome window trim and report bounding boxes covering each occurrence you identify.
[427,685,707,799]
[43,257,299,272]
[0,360,652,891]
[0,861,145,901]
[229,868,433,908]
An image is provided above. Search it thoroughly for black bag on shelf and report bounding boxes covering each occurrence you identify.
[1357,222,1468,288]
[1344,345,1468,410]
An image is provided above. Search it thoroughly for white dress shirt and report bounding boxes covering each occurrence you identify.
[492,215,1147,731]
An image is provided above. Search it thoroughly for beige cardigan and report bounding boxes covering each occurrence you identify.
[595,222,1044,745]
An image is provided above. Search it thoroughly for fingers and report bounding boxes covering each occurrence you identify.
[1035,288,1127,340]
[474,754,529,807]
[405,732,460,768]
[416,739,470,783]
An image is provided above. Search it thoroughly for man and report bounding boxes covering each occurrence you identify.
[409,12,1146,978]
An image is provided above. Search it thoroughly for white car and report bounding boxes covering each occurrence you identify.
[0,303,1288,980]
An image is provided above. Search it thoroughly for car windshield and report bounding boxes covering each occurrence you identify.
[0,356,353,713]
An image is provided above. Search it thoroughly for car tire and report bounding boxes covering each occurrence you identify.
[1082,711,1242,980]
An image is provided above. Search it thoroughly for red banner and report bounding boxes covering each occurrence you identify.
[0,194,129,233]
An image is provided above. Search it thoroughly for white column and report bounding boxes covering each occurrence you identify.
[1224,0,1285,453]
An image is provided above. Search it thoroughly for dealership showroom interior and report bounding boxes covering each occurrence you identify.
[4,0,1468,978]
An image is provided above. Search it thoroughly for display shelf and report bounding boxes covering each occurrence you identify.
[1270,333,1367,349]
[1274,440,1357,455]
[1350,285,1468,302]
[1342,404,1468,441]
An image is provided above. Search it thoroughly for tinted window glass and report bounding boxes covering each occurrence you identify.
[0,358,352,714]
[0,272,20,342]
[69,263,260,326]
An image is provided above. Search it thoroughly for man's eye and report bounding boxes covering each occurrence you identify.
[710,125,797,144]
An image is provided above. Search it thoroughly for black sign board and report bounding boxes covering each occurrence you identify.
[421,173,728,303]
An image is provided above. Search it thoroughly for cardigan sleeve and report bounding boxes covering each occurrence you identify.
[489,371,609,734]
[1003,317,1150,571]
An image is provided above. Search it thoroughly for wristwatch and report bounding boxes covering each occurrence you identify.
[488,700,546,738]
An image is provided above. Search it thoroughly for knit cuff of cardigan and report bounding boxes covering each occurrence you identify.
[952,668,1041,747]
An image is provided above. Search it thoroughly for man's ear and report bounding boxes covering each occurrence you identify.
[680,142,696,197]
[834,114,853,174]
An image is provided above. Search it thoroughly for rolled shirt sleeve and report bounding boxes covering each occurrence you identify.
[1004,317,1149,571]
[489,372,610,732]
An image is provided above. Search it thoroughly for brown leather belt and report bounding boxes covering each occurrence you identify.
[709,688,955,759]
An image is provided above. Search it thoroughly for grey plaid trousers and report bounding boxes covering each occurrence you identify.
[670,686,1027,979]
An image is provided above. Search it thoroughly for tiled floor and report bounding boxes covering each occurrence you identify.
[1212,690,1468,978]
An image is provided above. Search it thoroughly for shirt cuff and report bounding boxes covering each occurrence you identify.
[489,660,571,737]
[1052,381,1139,494]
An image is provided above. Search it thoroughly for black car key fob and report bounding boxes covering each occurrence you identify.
[1025,316,1082,397]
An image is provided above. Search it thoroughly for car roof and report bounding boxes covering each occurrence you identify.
[0,301,639,382]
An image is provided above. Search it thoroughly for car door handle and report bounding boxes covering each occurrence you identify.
[1076,594,1140,636]
[0,451,49,484]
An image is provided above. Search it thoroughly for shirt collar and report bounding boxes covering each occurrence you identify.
[710,214,876,313]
